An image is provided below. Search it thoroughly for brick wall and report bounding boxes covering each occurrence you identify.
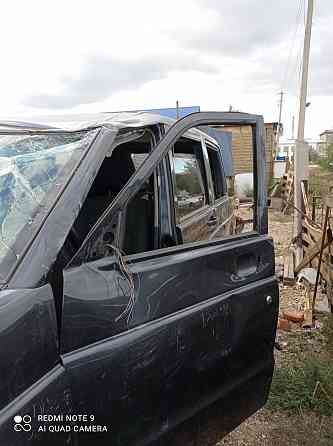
[218,123,276,184]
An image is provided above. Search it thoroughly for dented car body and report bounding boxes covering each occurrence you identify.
[0,112,278,445]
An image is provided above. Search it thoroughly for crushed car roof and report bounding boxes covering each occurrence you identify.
[0,112,221,146]
[0,112,176,132]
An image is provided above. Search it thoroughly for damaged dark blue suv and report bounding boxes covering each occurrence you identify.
[0,111,278,445]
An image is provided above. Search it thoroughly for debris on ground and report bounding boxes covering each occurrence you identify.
[282,309,304,323]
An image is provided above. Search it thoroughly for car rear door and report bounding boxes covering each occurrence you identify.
[203,136,236,236]
[60,112,278,446]
[169,133,221,243]
[169,133,235,244]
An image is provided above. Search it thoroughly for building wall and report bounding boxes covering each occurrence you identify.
[279,140,325,158]
[320,131,333,147]
[264,124,276,182]
[218,123,276,184]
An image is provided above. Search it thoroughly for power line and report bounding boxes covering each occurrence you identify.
[281,0,304,91]
[277,90,284,144]
[287,6,306,95]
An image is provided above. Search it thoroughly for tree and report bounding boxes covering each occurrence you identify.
[319,143,333,171]
[175,161,203,195]
[309,146,320,163]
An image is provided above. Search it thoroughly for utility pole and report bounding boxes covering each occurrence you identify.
[277,91,284,146]
[294,0,314,265]
[176,100,180,120]
[292,115,295,140]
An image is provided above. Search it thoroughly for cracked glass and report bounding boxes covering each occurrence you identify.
[0,130,98,281]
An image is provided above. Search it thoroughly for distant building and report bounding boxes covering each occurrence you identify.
[320,129,333,154]
[278,139,326,160]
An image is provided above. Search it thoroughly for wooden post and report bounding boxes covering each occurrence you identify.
[303,281,314,328]
[294,0,314,265]
[312,195,318,222]
[313,196,333,311]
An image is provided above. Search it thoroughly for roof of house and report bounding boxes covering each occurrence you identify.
[320,129,333,136]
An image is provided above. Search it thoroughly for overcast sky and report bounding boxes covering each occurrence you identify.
[0,0,331,139]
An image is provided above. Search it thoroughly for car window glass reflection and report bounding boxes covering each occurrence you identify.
[174,154,206,220]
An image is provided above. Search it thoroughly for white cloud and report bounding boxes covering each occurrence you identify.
[0,0,332,139]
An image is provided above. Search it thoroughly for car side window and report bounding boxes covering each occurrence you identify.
[61,129,160,266]
[120,170,157,256]
[173,137,208,222]
[206,142,227,200]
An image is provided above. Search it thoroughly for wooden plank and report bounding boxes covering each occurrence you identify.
[270,182,280,198]
[302,232,313,246]
[283,250,295,285]
[301,181,310,216]
[281,170,294,214]
[327,281,333,311]
[295,237,331,273]
[302,283,314,327]
[310,256,330,279]
[270,197,283,209]
[303,219,322,239]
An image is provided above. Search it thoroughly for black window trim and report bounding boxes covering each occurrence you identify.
[204,138,228,200]
[117,127,160,254]
[200,135,215,205]
[121,230,259,264]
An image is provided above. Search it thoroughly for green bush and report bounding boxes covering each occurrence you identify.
[243,184,254,198]
[319,143,333,171]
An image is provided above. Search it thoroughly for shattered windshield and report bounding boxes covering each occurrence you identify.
[0,129,98,282]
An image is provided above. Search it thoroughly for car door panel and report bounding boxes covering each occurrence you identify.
[0,285,77,445]
[0,285,58,409]
[64,279,278,445]
[177,205,220,243]
[0,365,78,445]
[209,196,235,239]
[63,278,277,446]
[61,234,273,350]
[60,112,277,445]
[61,234,277,445]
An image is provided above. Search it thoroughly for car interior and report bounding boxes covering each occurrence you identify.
[59,131,155,267]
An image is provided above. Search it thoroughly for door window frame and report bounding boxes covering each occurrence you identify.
[116,126,162,254]
[65,112,267,269]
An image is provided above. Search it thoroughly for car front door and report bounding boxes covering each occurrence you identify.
[60,112,278,446]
